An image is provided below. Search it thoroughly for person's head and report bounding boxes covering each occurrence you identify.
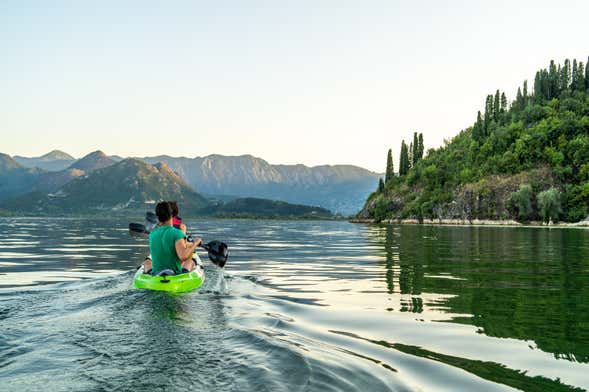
[169,201,179,217]
[155,201,173,223]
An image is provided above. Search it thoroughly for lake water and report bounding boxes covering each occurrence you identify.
[0,218,588,391]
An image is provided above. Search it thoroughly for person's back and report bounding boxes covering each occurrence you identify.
[149,225,185,273]
[144,201,199,275]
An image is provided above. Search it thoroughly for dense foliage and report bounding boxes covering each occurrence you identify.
[208,197,334,219]
[364,57,589,223]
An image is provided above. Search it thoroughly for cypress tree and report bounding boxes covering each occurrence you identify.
[534,71,542,102]
[500,92,507,113]
[473,111,483,140]
[549,60,558,96]
[586,56,589,90]
[412,132,419,166]
[563,59,571,90]
[523,80,528,105]
[572,59,579,91]
[417,133,424,160]
[541,69,550,99]
[385,149,394,184]
[399,141,409,176]
[378,178,385,193]
[484,95,493,133]
[408,142,414,168]
[493,90,500,121]
[574,61,585,91]
[515,87,523,111]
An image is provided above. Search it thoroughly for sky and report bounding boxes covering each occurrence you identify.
[0,1,587,172]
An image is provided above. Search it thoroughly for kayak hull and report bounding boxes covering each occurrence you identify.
[133,254,205,293]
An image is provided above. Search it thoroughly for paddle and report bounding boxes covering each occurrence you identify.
[128,222,229,268]
[129,222,148,234]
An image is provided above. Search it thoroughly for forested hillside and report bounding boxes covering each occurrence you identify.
[360,57,589,223]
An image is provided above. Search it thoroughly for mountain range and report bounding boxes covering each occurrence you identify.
[1,158,209,214]
[4,150,380,215]
[13,150,75,171]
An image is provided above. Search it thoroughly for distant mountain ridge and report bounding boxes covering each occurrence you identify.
[68,150,115,172]
[140,154,380,215]
[0,158,335,218]
[14,150,75,171]
[0,154,44,199]
[2,158,209,214]
[4,150,380,215]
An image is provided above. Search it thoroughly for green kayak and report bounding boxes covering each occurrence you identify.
[133,253,205,293]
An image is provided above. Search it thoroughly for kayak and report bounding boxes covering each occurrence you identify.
[133,253,205,293]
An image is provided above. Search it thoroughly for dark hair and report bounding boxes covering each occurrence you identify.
[169,201,179,217]
[155,201,173,223]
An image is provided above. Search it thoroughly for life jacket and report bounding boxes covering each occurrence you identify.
[173,216,182,229]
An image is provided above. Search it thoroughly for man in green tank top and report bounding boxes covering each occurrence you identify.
[144,201,201,274]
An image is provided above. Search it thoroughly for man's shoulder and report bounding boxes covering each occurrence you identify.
[149,226,163,236]
[171,227,185,240]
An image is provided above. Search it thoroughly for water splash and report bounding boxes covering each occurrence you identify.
[210,267,230,294]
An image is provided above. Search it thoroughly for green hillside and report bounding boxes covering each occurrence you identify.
[208,197,334,219]
[360,56,589,223]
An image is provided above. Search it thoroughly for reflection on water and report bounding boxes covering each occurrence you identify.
[0,218,588,391]
[380,225,589,365]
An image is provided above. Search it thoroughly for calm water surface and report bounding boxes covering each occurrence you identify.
[0,218,588,391]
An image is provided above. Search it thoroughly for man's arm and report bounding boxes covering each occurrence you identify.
[175,238,198,261]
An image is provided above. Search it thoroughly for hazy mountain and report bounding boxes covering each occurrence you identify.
[1,158,210,214]
[69,150,115,172]
[13,150,75,171]
[0,154,44,200]
[1,158,335,218]
[141,154,380,215]
[34,168,86,193]
[3,150,379,215]
[8,151,115,194]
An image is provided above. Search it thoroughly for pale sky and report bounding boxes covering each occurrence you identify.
[1,0,587,172]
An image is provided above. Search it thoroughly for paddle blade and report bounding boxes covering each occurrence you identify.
[129,222,147,234]
[145,212,158,232]
[205,240,228,268]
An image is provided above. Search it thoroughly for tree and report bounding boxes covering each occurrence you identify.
[515,87,523,111]
[500,92,507,116]
[586,56,589,90]
[562,59,571,90]
[573,61,585,91]
[473,111,484,140]
[523,80,528,103]
[493,90,501,121]
[378,178,385,193]
[572,59,579,91]
[537,188,562,223]
[399,141,409,176]
[509,184,533,221]
[484,94,494,133]
[385,149,394,184]
[408,142,414,168]
[412,132,419,166]
[548,60,558,96]
[534,71,542,102]
[417,133,424,160]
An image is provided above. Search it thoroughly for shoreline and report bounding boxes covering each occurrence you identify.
[349,218,589,229]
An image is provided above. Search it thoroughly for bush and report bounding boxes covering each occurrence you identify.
[537,187,562,223]
[508,184,533,221]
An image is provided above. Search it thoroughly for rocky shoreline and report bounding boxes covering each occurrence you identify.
[349,217,589,228]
